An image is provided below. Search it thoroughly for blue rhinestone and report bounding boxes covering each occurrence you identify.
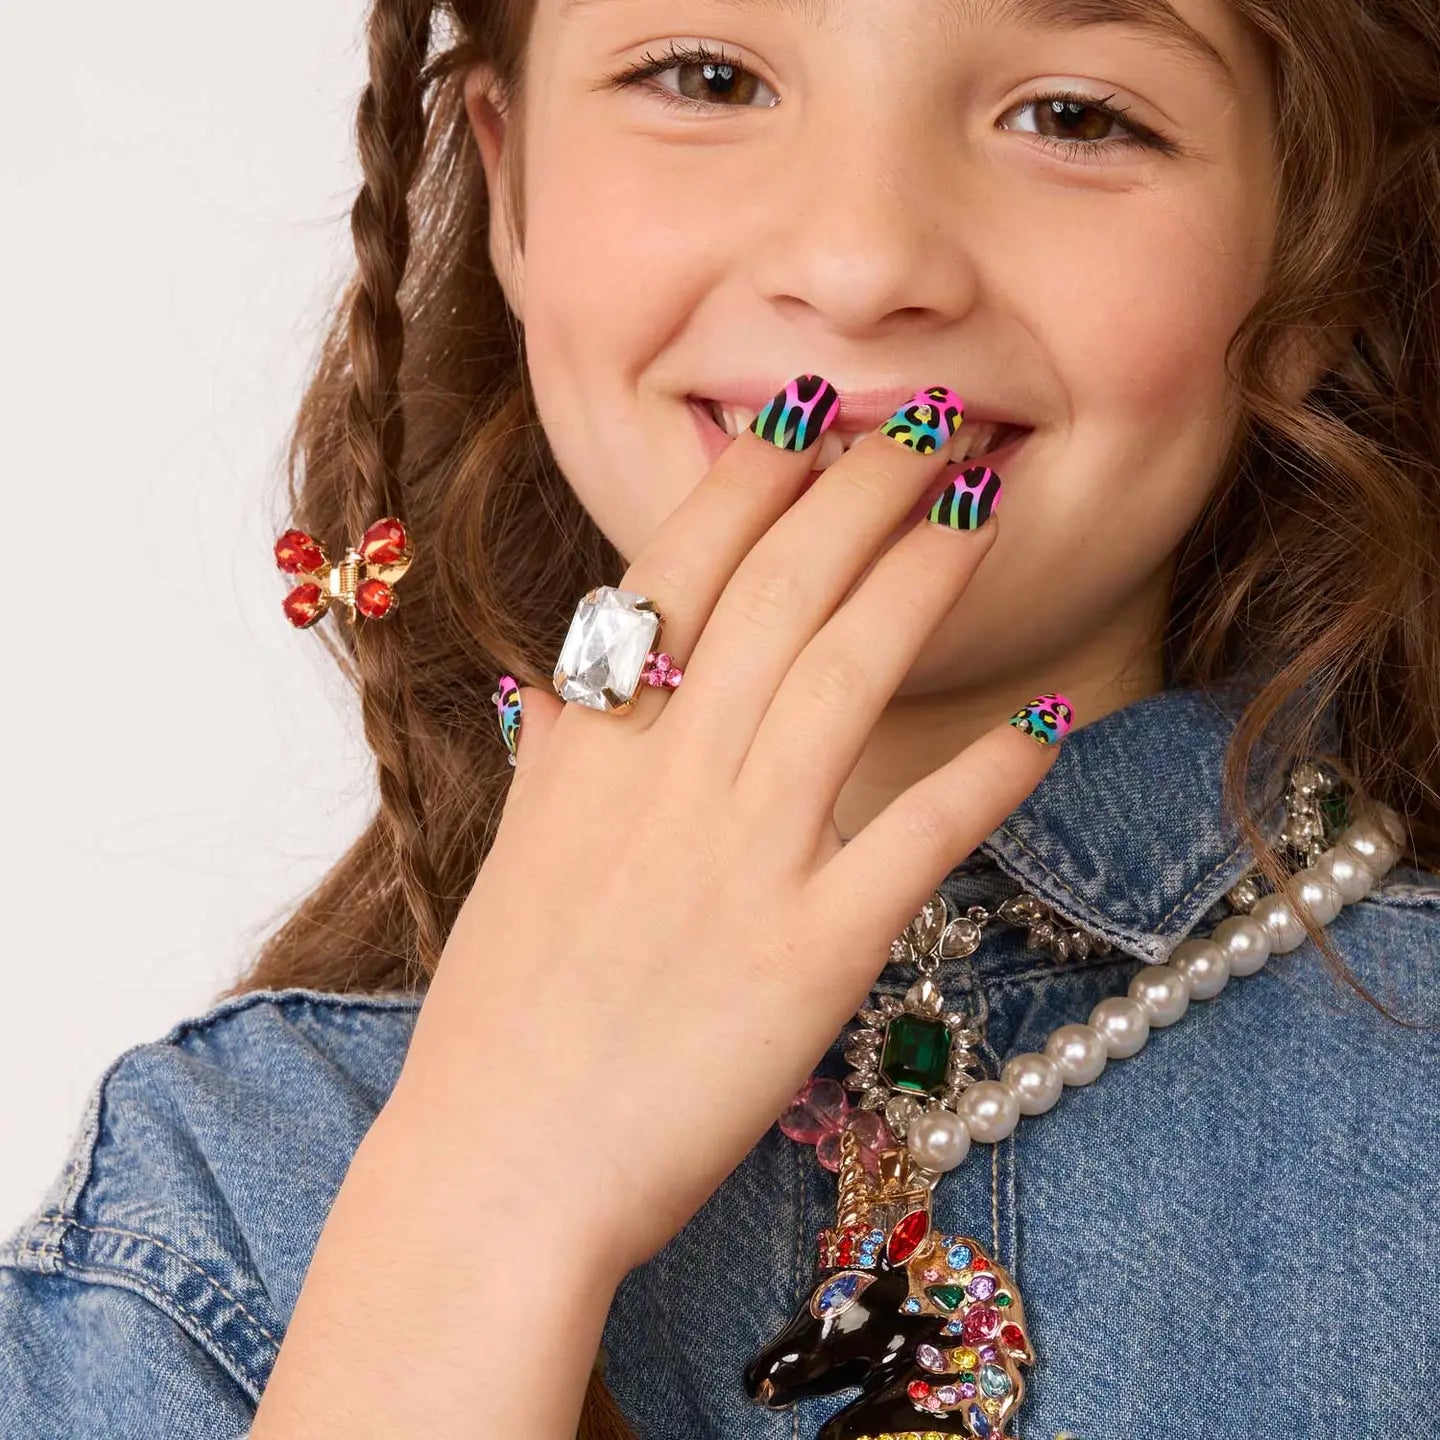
[968,1403,993,1437]
[903,1297,922,1314]
[946,1243,973,1269]
[980,1363,1013,1398]
[816,1273,863,1316]
[943,1319,965,1335]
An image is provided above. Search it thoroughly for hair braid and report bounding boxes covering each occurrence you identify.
[342,0,448,980]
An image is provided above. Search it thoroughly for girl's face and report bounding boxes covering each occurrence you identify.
[470,0,1279,698]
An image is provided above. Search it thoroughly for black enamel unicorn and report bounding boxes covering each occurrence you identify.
[744,1129,1034,1440]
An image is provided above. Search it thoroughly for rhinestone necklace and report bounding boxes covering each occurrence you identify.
[744,760,1406,1440]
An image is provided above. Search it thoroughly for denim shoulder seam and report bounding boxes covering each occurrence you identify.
[3,1214,271,1405]
[151,985,424,1053]
[0,986,423,1275]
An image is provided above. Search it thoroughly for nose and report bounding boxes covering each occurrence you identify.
[746,103,983,338]
[756,1378,775,1404]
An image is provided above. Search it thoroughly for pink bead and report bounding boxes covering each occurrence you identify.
[778,1077,848,1144]
[845,1110,893,1153]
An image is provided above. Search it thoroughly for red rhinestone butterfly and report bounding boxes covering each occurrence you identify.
[273,517,413,629]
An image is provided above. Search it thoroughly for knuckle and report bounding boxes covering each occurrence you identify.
[835,456,892,502]
[626,550,693,602]
[730,566,805,636]
[795,645,872,717]
[897,791,954,845]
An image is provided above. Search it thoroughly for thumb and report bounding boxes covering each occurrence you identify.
[490,673,562,775]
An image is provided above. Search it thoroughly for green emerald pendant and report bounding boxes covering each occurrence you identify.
[879,1014,952,1095]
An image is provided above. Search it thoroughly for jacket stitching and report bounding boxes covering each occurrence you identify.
[42,1253,263,1406]
[997,821,1255,942]
[1155,834,1252,931]
[35,1213,282,1352]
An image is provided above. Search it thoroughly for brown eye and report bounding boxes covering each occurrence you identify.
[608,43,781,112]
[1030,96,1124,143]
[675,57,765,106]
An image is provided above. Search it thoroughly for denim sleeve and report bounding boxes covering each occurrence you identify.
[0,1268,253,1438]
[0,989,418,1439]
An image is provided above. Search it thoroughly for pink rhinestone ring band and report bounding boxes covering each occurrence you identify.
[552,584,686,714]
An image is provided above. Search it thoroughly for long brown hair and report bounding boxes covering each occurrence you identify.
[241,1,1440,1434]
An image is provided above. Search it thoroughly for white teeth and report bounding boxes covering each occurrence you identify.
[706,398,1020,469]
[719,404,758,437]
[953,422,1002,464]
[813,430,846,470]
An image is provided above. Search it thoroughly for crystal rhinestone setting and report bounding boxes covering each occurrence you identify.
[553,585,662,713]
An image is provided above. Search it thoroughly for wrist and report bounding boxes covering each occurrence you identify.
[252,1084,621,1439]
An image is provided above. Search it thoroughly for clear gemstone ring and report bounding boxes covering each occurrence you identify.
[552,585,686,713]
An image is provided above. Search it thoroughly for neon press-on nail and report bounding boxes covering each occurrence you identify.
[879,386,966,453]
[928,463,1003,530]
[492,674,522,767]
[1008,692,1075,745]
[749,375,842,451]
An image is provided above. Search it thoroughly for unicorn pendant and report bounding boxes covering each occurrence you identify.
[745,1130,1034,1440]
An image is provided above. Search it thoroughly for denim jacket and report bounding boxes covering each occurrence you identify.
[4,683,1438,1439]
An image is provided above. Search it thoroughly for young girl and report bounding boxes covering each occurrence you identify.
[4,0,1438,1436]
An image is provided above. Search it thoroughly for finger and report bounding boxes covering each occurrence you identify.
[609,375,845,726]
[803,697,1077,985]
[666,386,969,771]
[490,675,562,777]
[740,465,1002,829]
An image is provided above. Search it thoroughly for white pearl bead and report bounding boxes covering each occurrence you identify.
[1166,937,1231,1000]
[1339,817,1400,878]
[1250,892,1308,952]
[1088,996,1150,1058]
[1044,1023,1108,1086]
[1127,964,1190,1026]
[1312,844,1376,904]
[1000,1052,1064,1115]
[957,1080,1020,1143]
[906,1108,972,1172]
[1283,869,1342,926]
[1210,914,1272,977]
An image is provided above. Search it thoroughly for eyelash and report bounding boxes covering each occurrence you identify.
[603,40,1180,164]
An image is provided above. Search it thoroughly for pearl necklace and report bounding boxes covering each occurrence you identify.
[748,761,1407,1439]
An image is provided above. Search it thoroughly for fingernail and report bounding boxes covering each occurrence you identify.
[880,385,965,453]
[1009,692,1075,745]
[928,463,1002,530]
[492,674,522,767]
[749,374,841,451]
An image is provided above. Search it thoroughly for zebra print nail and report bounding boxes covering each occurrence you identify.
[928,463,1003,530]
[749,374,841,451]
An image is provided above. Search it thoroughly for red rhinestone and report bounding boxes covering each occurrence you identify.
[355,578,394,618]
[282,583,326,628]
[961,1304,1001,1344]
[887,1208,930,1266]
[1000,1323,1028,1352]
[971,1256,991,1272]
[275,529,326,575]
[359,517,409,565]
[907,1380,931,1402]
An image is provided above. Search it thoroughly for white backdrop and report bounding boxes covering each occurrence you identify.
[0,3,380,1231]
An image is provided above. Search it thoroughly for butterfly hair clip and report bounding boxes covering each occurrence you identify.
[273,517,414,629]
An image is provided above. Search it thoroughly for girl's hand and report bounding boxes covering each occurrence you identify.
[405,379,1066,1280]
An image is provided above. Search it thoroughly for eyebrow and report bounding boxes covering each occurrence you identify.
[562,0,1239,95]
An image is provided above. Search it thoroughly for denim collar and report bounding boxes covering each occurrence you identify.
[965,682,1331,968]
